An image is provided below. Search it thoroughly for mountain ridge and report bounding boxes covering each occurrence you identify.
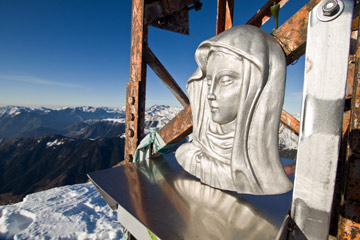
[0,105,298,204]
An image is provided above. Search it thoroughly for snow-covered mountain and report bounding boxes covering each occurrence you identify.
[0,104,299,150]
[0,105,299,205]
[0,105,180,138]
[144,104,183,133]
[0,106,125,138]
[0,135,125,204]
[0,183,124,240]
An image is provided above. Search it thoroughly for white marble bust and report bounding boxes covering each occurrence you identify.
[175,25,293,195]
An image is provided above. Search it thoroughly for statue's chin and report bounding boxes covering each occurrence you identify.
[211,115,228,125]
[211,115,236,126]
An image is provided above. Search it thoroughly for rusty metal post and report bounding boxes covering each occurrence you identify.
[337,13,360,239]
[216,0,234,34]
[125,0,148,163]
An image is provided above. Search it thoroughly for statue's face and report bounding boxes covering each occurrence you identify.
[206,51,243,125]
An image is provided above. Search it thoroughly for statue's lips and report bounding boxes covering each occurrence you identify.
[210,107,219,113]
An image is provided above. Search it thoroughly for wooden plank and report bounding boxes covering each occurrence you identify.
[246,0,290,27]
[144,45,190,107]
[125,0,147,163]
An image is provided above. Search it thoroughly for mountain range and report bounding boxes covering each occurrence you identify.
[0,106,125,138]
[0,105,298,204]
[0,105,181,204]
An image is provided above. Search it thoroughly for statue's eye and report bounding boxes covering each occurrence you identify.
[219,76,233,86]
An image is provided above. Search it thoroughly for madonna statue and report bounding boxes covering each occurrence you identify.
[175,25,293,195]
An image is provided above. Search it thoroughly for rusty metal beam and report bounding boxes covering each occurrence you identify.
[272,0,321,65]
[337,13,360,239]
[157,106,192,145]
[125,0,148,163]
[246,0,290,27]
[144,45,190,107]
[281,110,300,136]
[216,0,234,35]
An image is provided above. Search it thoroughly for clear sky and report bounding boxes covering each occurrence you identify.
[0,0,308,113]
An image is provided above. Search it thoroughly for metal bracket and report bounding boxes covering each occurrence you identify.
[317,0,345,22]
[291,0,354,239]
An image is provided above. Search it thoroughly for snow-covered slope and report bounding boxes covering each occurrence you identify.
[0,183,123,240]
[279,113,300,151]
[144,105,182,133]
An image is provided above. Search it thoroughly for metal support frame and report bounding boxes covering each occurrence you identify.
[144,45,190,107]
[337,12,360,240]
[125,0,196,162]
[123,0,360,237]
[216,0,234,34]
[125,0,148,163]
[290,1,354,238]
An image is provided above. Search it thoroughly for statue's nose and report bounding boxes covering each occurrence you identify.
[207,78,216,100]
[207,93,216,100]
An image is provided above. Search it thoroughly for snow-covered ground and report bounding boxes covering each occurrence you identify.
[0,183,124,240]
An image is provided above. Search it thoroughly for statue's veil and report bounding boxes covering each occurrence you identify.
[184,25,292,194]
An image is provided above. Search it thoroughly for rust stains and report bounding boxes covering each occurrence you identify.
[216,0,234,35]
[281,110,300,136]
[157,106,193,145]
[273,0,321,65]
[305,57,313,73]
[337,13,360,239]
[125,0,148,163]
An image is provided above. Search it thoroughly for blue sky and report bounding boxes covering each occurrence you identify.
[0,0,308,113]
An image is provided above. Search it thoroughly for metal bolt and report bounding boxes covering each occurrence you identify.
[128,129,134,137]
[130,113,135,121]
[322,0,339,16]
[128,96,135,105]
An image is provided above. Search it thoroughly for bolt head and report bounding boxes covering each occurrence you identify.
[130,113,135,121]
[128,129,134,137]
[128,96,135,104]
[322,0,339,16]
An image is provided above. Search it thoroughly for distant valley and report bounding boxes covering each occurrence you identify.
[0,135,124,204]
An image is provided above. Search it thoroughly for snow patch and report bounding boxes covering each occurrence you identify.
[46,139,65,148]
[0,183,123,239]
[102,118,125,124]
